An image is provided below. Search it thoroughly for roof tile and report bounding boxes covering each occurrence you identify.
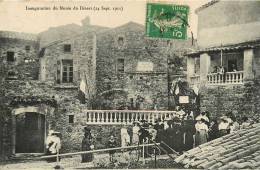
[208,162,223,169]
[197,160,217,169]
[175,123,260,169]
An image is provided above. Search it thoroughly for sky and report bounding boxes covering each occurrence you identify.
[0,0,209,37]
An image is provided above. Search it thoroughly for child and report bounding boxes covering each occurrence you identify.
[107,135,117,162]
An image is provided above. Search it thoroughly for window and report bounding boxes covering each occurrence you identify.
[64,44,71,52]
[117,58,124,73]
[25,45,30,51]
[62,60,73,83]
[69,115,74,123]
[118,37,124,46]
[7,51,15,62]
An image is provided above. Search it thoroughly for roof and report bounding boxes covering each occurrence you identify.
[186,39,260,56]
[0,31,38,41]
[175,123,260,169]
[97,21,144,36]
[195,0,220,14]
[39,23,108,48]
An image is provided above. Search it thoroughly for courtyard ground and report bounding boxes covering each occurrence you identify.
[0,152,183,169]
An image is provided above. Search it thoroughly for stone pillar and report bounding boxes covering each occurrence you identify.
[244,49,254,81]
[200,53,211,86]
[187,56,195,83]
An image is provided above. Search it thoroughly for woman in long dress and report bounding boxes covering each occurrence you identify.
[195,119,208,147]
[81,127,94,163]
[132,122,140,145]
[183,116,196,151]
[45,130,61,163]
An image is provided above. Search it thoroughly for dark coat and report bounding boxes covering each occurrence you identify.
[81,134,93,162]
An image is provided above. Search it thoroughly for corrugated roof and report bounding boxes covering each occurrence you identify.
[175,123,260,169]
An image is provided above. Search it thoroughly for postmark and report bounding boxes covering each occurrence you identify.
[146,3,189,39]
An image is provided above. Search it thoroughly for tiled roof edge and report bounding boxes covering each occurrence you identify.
[195,0,220,14]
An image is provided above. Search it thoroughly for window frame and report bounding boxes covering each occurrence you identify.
[63,44,72,53]
[116,58,125,73]
[6,51,15,62]
[25,45,31,52]
[68,115,74,123]
[56,59,73,84]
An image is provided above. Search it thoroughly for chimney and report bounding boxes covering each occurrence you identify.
[81,16,91,29]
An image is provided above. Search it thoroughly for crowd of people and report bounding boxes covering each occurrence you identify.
[45,107,257,163]
[116,108,256,155]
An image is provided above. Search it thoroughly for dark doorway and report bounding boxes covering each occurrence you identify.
[228,60,238,72]
[16,112,45,153]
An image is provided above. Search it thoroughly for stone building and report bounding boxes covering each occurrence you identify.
[0,31,39,80]
[95,22,169,110]
[0,17,195,160]
[187,0,260,118]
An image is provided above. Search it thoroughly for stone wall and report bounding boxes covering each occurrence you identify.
[0,37,39,80]
[0,79,128,157]
[96,22,169,110]
[197,1,260,48]
[200,81,260,121]
[40,33,96,101]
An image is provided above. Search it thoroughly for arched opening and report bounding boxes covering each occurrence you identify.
[15,112,45,153]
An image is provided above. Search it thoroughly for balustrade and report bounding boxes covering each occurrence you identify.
[207,71,243,85]
[82,110,178,125]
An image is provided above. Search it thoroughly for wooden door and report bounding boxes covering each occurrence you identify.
[16,112,45,153]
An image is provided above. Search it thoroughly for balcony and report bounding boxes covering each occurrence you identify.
[207,71,244,85]
[79,110,178,125]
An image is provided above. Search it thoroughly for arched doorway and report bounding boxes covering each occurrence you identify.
[15,112,45,153]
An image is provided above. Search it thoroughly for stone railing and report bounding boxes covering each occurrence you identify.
[190,75,200,86]
[207,71,244,85]
[80,110,178,125]
[225,71,244,84]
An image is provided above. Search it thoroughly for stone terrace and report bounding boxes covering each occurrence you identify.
[175,123,260,169]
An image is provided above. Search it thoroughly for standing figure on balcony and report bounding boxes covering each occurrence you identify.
[229,63,237,72]
[81,127,94,163]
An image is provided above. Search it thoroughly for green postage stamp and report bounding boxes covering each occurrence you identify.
[146,3,189,39]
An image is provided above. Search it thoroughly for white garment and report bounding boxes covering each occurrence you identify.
[195,122,208,132]
[132,126,140,144]
[46,135,61,154]
[218,122,229,130]
[230,122,240,133]
[163,121,169,130]
[148,128,157,141]
[195,115,209,122]
[121,128,130,147]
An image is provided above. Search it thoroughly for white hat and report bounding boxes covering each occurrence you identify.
[48,130,54,135]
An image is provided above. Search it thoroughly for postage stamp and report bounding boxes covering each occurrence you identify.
[146,3,189,39]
